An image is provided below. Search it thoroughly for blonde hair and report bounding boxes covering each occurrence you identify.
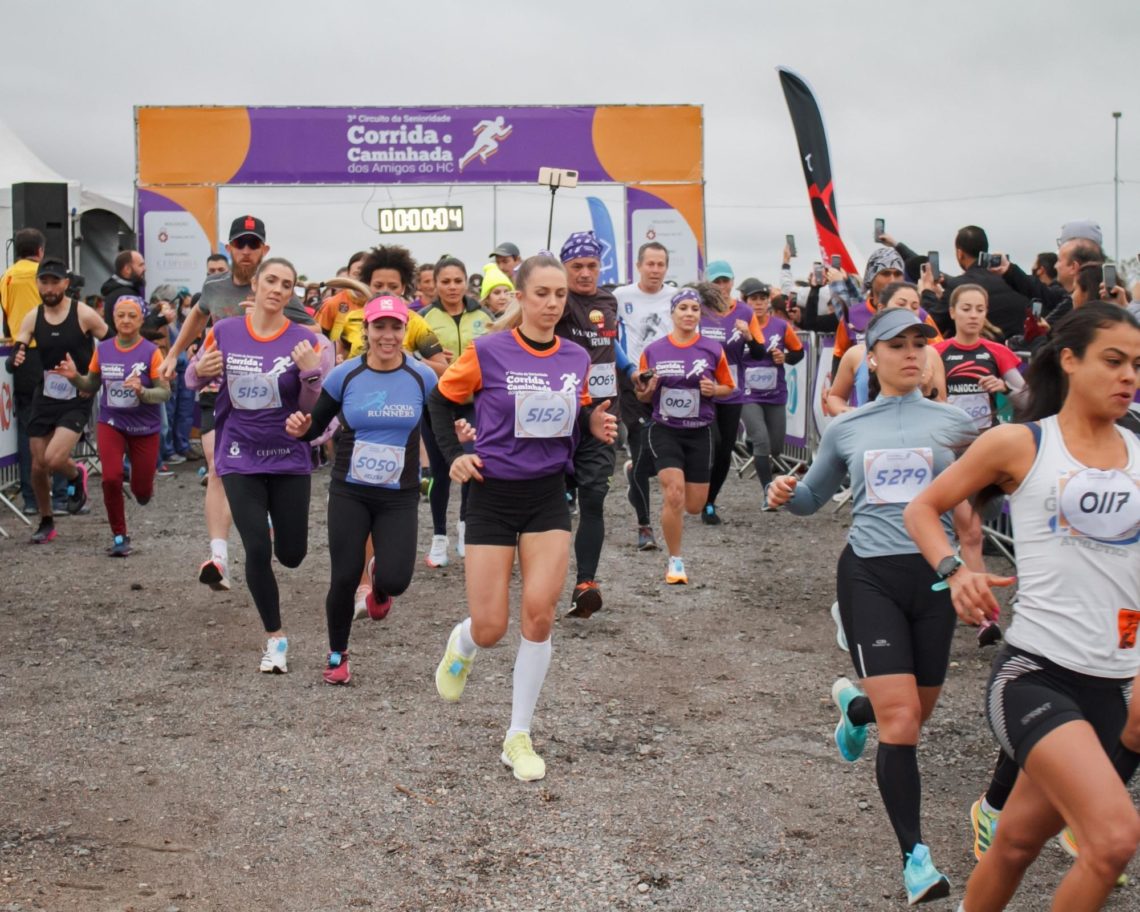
[488,254,565,333]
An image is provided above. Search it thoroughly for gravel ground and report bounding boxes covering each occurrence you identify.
[1,460,1138,912]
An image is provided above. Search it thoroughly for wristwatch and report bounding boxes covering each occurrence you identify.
[935,554,964,581]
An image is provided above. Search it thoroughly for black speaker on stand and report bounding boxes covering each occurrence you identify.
[12,182,69,266]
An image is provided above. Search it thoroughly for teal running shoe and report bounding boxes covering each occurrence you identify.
[831,676,868,762]
[903,843,950,905]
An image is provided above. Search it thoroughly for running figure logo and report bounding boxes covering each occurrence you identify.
[685,358,709,380]
[559,372,580,394]
[459,116,513,172]
[266,356,294,377]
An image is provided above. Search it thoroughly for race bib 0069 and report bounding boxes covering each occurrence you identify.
[587,362,617,398]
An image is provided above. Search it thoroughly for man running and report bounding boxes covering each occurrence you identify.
[613,241,673,550]
[159,215,271,590]
[6,259,107,543]
[555,231,636,617]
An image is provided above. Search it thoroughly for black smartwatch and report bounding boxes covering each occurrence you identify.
[935,554,964,581]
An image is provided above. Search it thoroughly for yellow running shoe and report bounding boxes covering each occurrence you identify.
[501,732,546,781]
[970,797,999,861]
[435,624,474,703]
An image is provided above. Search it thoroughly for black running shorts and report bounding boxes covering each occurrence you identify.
[464,473,571,547]
[986,644,1132,767]
[27,396,92,438]
[646,422,715,484]
[836,545,957,687]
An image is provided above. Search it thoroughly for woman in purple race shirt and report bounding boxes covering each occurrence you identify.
[187,258,326,675]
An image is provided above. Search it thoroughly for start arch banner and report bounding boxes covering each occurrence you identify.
[135,105,704,293]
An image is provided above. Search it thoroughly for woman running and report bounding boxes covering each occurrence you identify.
[186,257,327,674]
[418,256,494,567]
[427,253,617,782]
[285,295,436,685]
[734,277,804,494]
[638,288,735,584]
[767,307,976,905]
[905,303,1140,912]
[54,295,170,556]
[698,281,755,525]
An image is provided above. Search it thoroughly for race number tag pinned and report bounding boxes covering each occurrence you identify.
[863,447,934,505]
[745,366,778,392]
[1057,468,1140,542]
[514,390,575,438]
[230,372,282,411]
[587,362,617,398]
[105,381,140,408]
[949,393,992,430]
[43,372,77,401]
[349,440,405,486]
[660,387,700,420]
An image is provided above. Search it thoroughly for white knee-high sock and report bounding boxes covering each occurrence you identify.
[507,635,552,736]
[455,618,478,658]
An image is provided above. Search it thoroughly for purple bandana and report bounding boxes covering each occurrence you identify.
[670,288,701,310]
[559,231,603,263]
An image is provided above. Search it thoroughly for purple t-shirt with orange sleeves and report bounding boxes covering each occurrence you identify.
[89,337,164,435]
[739,314,803,405]
[208,315,316,476]
[639,333,734,430]
[699,302,754,405]
[437,329,592,481]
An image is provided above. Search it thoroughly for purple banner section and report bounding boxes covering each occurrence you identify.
[232,107,606,185]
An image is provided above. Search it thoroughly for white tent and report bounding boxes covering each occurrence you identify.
[0,116,133,284]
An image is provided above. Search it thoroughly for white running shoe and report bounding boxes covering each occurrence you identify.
[456,521,466,558]
[425,534,449,568]
[831,601,849,652]
[259,636,288,674]
[353,585,371,620]
[198,557,231,592]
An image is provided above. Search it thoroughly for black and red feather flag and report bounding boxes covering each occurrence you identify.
[777,67,858,274]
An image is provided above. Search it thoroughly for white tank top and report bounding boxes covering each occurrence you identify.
[1005,416,1140,678]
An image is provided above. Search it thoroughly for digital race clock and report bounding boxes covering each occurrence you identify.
[377,206,464,234]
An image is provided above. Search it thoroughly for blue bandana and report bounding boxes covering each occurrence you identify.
[559,231,603,263]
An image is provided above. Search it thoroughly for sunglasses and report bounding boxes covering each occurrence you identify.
[231,236,263,250]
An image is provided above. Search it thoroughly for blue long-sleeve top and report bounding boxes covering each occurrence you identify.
[784,389,975,557]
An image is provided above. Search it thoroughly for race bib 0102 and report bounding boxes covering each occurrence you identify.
[949,393,992,430]
[229,372,282,411]
[660,387,700,420]
[105,380,140,409]
[514,390,576,438]
[745,366,778,392]
[349,440,406,487]
[1057,468,1140,542]
[43,372,77,401]
[863,447,934,505]
[587,362,617,398]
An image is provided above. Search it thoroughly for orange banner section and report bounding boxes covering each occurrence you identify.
[137,107,251,186]
[628,183,705,250]
[592,106,702,183]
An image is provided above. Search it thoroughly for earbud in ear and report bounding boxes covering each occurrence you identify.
[868,357,877,368]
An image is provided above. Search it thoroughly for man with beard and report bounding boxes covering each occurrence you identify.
[159,215,272,591]
[100,250,146,331]
[7,259,107,542]
[555,232,634,618]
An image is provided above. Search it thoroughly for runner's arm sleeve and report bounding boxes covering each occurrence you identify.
[714,351,734,388]
[783,325,805,365]
[779,265,794,296]
[435,343,482,404]
[614,344,635,378]
[138,379,171,405]
[785,423,847,514]
[70,356,101,393]
[299,389,340,442]
[799,285,839,333]
[426,386,466,465]
[184,329,215,390]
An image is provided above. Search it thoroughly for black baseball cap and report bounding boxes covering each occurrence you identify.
[490,242,520,258]
[738,278,770,298]
[36,259,69,279]
[229,215,266,243]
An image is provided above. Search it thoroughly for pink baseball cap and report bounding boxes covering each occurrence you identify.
[363,295,409,324]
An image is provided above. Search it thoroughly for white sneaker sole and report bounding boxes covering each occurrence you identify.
[500,752,546,782]
[831,601,848,652]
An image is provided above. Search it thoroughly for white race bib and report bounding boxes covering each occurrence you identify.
[587,362,617,398]
[863,447,934,505]
[349,440,405,487]
[949,393,992,430]
[514,390,576,438]
[43,372,77,401]
[230,372,282,411]
[105,381,140,409]
[745,366,778,391]
[660,387,700,420]
[1058,468,1140,541]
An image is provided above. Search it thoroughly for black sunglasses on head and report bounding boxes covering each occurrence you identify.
[231,236,263,250]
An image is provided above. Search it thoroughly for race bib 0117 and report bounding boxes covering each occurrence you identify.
[863,447,934,505]
[1057,468,1140,542]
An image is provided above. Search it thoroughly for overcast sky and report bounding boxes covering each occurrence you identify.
[2,0,1138,287]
